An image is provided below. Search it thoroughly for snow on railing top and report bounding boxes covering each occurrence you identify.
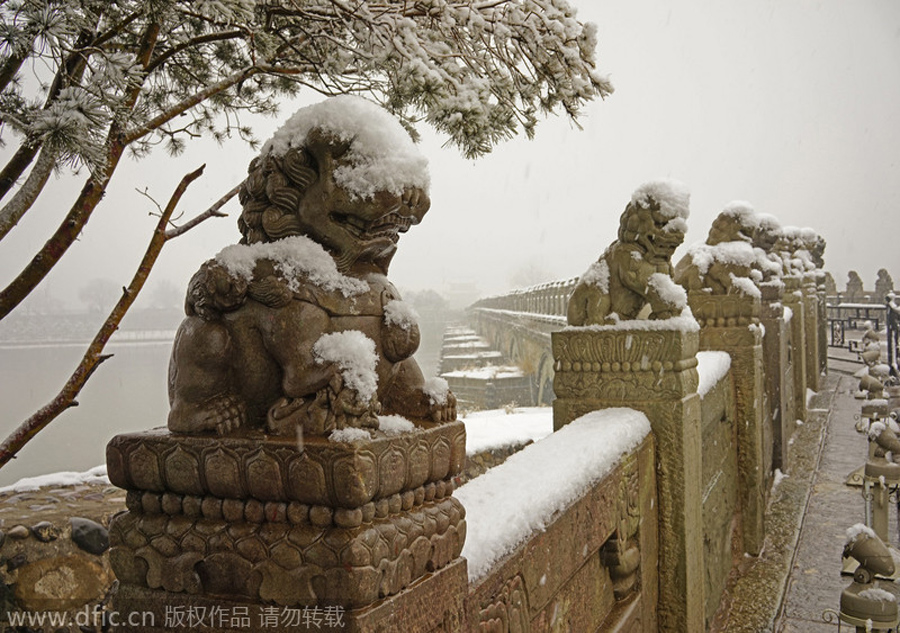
[456,407,651,582]
[461,407,553,456]
[697,351,732,397]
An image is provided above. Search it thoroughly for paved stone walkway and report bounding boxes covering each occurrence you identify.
[716,346,899,632]
[775,368,888,632]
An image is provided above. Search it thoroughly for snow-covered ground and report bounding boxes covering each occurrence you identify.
[0,464,109,494]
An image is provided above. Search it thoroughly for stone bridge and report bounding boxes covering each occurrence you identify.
[463,278,577,406]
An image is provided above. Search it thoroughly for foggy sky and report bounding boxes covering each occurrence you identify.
[1,0,899,312]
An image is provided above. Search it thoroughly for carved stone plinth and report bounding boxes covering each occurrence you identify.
[552,323,704,633]
[760,282,794,471]
[106,422,467,630]
[689,292,769,555]
[783,277,808,422]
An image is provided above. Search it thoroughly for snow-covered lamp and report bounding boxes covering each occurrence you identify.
[829,524,900,631]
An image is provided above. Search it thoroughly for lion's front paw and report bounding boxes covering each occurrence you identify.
[169,395,246,435]
[430,391,457,423]
[333,388,381,429]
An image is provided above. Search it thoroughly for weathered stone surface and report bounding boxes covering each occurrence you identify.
[165,99,456,437]
[761,281,793,471]
[113,556,468,633]
[29,521,60,543]
[801,274,821,391]
[552,326,700,427]
[698,367,738,625]
[7,525,29,540]
[468,436,657,633]
[783,279,808,422]
[6,552,27,571]
[107,421,465,509]
[108,418,466,610]
[553,324,701,633]
[70,517,110,555]
[13,555,107,611]
[690,291,769,557]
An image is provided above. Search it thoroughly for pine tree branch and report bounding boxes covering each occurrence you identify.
[0,165,206,472]
[146,29,247,73]
[0,23,97,203]
[0,48,29,94]
[91,9,142,48]
[122,65,261,145]
[0,142,41,206]
[0,20,161,321]
[0,144,56,241]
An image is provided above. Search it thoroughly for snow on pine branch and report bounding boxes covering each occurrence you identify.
[281,0,613,157]
[1,0,611,185]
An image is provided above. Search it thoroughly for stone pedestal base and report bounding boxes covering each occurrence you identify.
[111,557,468,632]
[106,422,466,620]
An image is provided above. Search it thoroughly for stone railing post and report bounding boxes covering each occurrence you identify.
[783,276,808,422]
[106,422,468,632]
[689,292,769,555]
[802,272,821,391]
[552,323,705,633]
[760,281,794,471]
[816,271,829,378]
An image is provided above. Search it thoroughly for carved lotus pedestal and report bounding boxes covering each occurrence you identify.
[551,323,705,633]
[105,422,468,632]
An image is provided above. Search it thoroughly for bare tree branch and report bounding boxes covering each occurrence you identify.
[165,182,239,239]
[0,165,206,471]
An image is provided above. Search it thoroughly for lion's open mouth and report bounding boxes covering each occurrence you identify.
[331,212,418,243]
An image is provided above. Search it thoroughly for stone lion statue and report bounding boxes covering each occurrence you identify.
[674,201,781,295]
[168,96,456,436]
[567,179,690,326]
